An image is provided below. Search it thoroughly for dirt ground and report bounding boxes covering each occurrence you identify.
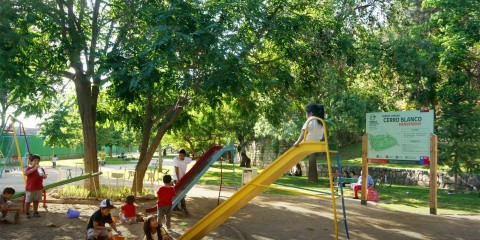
[1,185,479,240]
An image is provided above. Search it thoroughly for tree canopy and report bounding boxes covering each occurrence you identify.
[2,0,479,188]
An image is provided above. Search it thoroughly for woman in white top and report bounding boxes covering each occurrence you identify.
[293,103,325,182]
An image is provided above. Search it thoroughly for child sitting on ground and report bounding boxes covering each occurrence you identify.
[157,175,176,230]
[120,195,137,224]
[0,187,20,224]
[86,199,121,240]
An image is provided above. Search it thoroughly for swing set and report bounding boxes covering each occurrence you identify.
[0,115,31,180]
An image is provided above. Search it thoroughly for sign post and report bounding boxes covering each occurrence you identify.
[361,134,368,206]
[430,134,438,215]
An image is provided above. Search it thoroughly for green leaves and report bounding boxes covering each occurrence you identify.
[39,100,82,148]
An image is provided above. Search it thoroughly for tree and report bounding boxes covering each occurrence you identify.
[0,1,59,128]
[424,0,480,184]
[39,98,83,149]
[107,0,267,192]
[9,0,133,191]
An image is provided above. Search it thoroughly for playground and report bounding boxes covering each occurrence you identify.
[1,117,478,240]
[0,182,479,240]
[2,1,480,239]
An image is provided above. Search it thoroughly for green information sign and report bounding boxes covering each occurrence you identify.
[366,110,434,164]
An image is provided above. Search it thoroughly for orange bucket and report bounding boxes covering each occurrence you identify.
[112,236,125,240]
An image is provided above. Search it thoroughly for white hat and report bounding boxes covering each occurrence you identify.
[100,199,116,209]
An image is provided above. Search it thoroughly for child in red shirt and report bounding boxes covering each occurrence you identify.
[24,154,47,218]
[120,195,136,224]
[157,175,176,230]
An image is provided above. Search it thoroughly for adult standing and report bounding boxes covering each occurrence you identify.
[52,154,57,168]
[98,149,106,166]
[24,154,47,218]
[172,149,197,213]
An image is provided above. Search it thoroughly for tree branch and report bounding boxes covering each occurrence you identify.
[151,96,190,127]
[152,106,175,127]
[55,0,68,42]
[87,0,101,79]
[52,70,75,79]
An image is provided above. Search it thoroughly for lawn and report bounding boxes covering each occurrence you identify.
[198,163,480,215]
[7,149,475,215]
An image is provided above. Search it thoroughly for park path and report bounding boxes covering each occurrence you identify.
[185,185,480,240]
[0,159,175,193]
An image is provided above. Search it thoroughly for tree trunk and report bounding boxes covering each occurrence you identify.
[307,153,318,182]
[184,137,196,155]
[131,96,154,194]
[74,78,100,193]
[253,141,257,167]
[0,105,7,129]
[108,145,113,157]
[131,97,187,193]
[454,173,458,192]
[228,151,233,164]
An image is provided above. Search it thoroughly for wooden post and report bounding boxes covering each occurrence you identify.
[430,134,438,215]
[361,133,368,205]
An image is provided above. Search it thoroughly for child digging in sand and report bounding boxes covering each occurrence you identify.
[120,195,137,224]
[86,199,122,240]
[0,187,20,224]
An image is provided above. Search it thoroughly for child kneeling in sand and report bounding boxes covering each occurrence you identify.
[1,187,20,224]
[86,199,121,240]
[120,195,137,224]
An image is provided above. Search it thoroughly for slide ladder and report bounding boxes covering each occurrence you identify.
[180,118,344,240]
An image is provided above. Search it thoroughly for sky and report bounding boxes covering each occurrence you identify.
[19,115,42,128]
[5,112,43,128]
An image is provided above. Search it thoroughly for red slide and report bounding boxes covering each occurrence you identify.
[146,145,223,213]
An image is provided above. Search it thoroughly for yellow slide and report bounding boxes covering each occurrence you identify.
[179,141,334,240]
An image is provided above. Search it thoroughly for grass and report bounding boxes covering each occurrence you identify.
[272,176,480,215]
[199,163,480,215]
[12,145,474,215]
[374,184,480,215]
[60,184,150,200]
[197,163,243,186]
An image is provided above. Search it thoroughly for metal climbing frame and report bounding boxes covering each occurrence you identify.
[0,116,31,179]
